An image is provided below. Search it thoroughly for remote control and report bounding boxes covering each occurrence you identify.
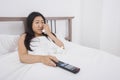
[52,60,80,74]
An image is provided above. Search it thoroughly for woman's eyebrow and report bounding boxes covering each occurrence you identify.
[35,20,44,22]
[35,20,40,21]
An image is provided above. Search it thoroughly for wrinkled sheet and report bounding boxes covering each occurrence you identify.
[0,41,120,80]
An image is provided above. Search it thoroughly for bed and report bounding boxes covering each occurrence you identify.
[0,16,120,80]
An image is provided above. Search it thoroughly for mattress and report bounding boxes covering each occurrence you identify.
[0,40,120,80]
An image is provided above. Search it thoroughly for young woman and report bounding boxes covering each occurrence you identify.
[18,12,64,67]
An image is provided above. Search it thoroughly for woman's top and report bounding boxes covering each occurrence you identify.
[29,36,64,55]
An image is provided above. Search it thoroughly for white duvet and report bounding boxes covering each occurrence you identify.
[0,36,120,80]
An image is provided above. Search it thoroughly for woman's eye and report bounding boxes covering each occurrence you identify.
[36,22,39,24]
[41,22,44,24]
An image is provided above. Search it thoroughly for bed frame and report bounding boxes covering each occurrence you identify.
[0,17,74,41]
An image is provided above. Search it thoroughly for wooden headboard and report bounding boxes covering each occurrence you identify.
[0,17,74,41]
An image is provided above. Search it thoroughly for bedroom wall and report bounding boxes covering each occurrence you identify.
[0,0,81,44]
[100,0,120,56]
[80,0,120,56]
[80,0,102,49]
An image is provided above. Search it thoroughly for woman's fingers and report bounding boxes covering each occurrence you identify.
[43,24,51,35]
[49,60,56,67]
[49,55,59,62]
[42,55,58,67]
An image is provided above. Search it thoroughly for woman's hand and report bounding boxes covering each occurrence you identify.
[43,24,51,35]
[43,24,64,49]
[40,55,58,67]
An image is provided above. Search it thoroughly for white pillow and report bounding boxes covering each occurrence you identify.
[0,34,20,55]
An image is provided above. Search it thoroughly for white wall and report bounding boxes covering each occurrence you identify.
[100,0,120,56]
[0,0,81,44]
[80,0,120,56]
[80,0,102,49]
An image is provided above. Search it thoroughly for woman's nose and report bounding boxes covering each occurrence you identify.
[38,24,43,28]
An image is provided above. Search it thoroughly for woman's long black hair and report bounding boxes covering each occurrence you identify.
[24,12,47,51]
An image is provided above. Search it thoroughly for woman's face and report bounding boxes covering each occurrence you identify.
[32,16,44,36]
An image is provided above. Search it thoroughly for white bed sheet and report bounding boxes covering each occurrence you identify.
[0,40,120,80]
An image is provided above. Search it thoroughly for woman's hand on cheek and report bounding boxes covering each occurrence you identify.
[43,24,51,35]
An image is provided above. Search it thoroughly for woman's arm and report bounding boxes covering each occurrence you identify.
[43,24,64,48]
[18,34,58,66]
